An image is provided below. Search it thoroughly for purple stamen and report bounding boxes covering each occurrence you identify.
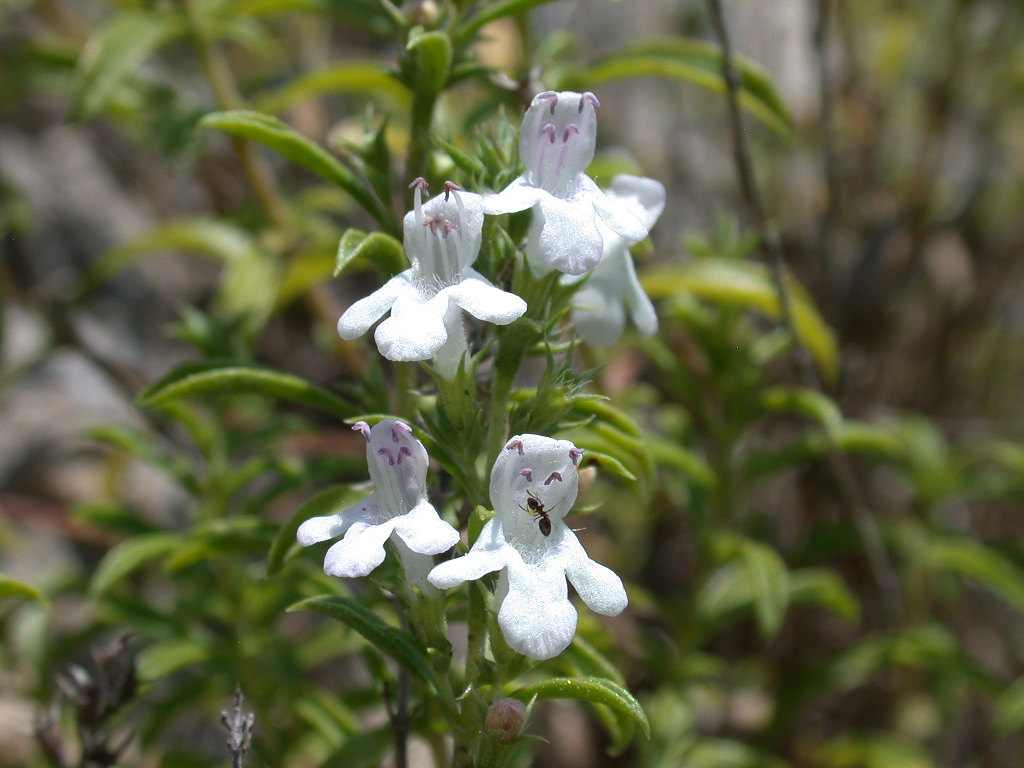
[443,180,462,201]
[562,123,579,142]
[352,421,371,441]
[569,448,585,465]
[534,91,558,114]
[581,92,601,110]
[443,219,456,236]
[520,468,533,481]
[541,123,556,143]
[408,177,429,191]
[544,472,563,485]
[396,421,412,432]
[507,440,524,455]
[397,446,412,464]
[378,447,395,465]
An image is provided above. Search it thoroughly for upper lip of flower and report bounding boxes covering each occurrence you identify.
[481,91,651,276]
[428,434,627,660]
[295,419,459,579]
[336,181,527,364]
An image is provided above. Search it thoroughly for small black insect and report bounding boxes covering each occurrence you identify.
[522,490,553,537]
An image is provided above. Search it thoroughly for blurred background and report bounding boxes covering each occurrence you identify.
[3,0,1024,766]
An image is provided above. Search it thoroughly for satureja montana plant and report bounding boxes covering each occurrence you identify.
[292,90,655,766]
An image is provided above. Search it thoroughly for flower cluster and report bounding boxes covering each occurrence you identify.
[297,422,626,659]
[339,90,664,364]
[299,89,654,661]
[429,434,627,659]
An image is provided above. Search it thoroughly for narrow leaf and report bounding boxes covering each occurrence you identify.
[73,12,180,120]
[255,62,409,114]
[738,540,789,640]
[137,361,354,418]
[0,574,49,606]
[455,0,564,43]
[559,37,792,136]
[90,532,182,595]
[200,110,390,228]
[642,258,839,383]
[90,218,258,284]
[288,595,440,692]
[335,229,406,277]
[511,676,650,738]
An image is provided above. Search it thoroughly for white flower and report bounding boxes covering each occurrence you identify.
[428,434,627,660]
[338,181,527,376]
[297,419,459,579]
[566,174,665,345]
[482,91,649,276]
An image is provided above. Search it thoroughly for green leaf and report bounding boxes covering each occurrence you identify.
[90,532,182,596]
[200,110,390,228]
[697,539,792,640]
[87,424,198,492]
[786,569,859,625]
[255,62,409,114]
[759,387,842,435]
[648,438,717,489]
[137,361,354,418]
[925,536,1024,614]
[288,595,440,692]
[335,229,406,277]
[511,676,650,739]
[994,676,1024,736]
[268,486,363,575]
[90,218,259,284]
[559,37,792,137]
[455,0,564,43]
[0,574,49,606]
[687,738,792,768]
[816,735,936,768]
[642,258,839,383]
[407,30,452,98]
[738,540,789,640]
[73,11,180,120]
[215,249,282,333]
[137,639,209,682]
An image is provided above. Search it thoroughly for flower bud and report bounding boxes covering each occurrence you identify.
[485,698,527,743]
[403,0,440,28]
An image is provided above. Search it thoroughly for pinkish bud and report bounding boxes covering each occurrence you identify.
[485,698,527,743]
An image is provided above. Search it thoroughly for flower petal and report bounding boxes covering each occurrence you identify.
[405,190,485,278]
[562,532,627,616]
[519,92,598,198]
[490,434,581,522]
[365,420,430,513]
[338,273,417,340]
[373,292,449,362]
[445,271,527,325]
[588,181,648,243]
[296,493,378,546]
[623,252,658,338]
[571,282,627,346]
[428,519,508,588]
[392,497,459,556]
[497,556,577,660]
[533,196,603,276]
[322,519,396,578]
[608,174,666,232]
[482,177,547,215]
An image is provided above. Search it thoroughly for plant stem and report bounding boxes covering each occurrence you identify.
[704,0,905,625]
